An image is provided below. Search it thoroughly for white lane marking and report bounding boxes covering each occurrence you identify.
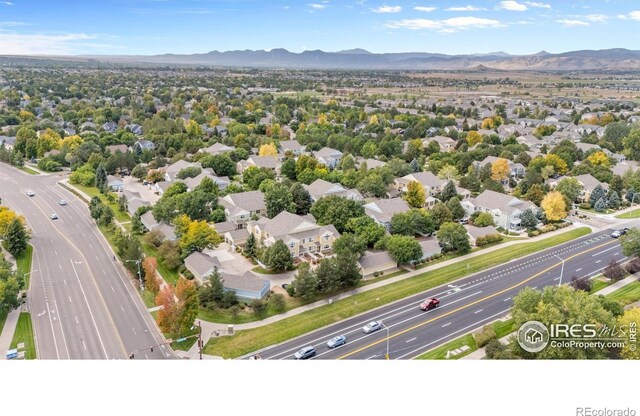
[397,309,511,360]
[58,264,62,271]
[442,322,451,327]
[63,279,67,285]
[276,290,483,360]
[554,277,560,281]
[406,337,416,343]
[111,286,115,292]
[592,246,617,257]
[575,268,582,272]
[68,296,72,303]
[365,354,378,360]
[75,316,78,324]
[595,260,601,264]
[503,297,511,302]
[121,305,125,312]
[82,339,87,351]
[474,309,483,314]
[69,259,109,359]
[132,327,137,335]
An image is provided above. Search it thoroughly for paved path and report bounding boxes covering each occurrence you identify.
[0,309,20,360]
[184,224,595,358]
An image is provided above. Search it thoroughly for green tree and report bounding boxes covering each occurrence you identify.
[310,195,364,233]
[520,208,538,230]
[5,218,29,256]
[437,222,470,254]
[265,182,296,218]
[333,233,367,258]
[607,191,620,209]
[589,184,606,208]
[262,240,294,271]
[280,157,297,181]
[439,180,458,202]
[554,177,583,202]
[620,228,640,258]
[345,216,386,247]
[291,262,317,300]
[243,166,276,190]
[509,286,616,359]
[179,219,221,256]
[430,201,453,229]
[291,183,313,215]
[175,278,200,335]
[445,197,465,221]
[473,212,495,227]
[244,233,257,257]
[95,164,108,191]
[378,235,423,265]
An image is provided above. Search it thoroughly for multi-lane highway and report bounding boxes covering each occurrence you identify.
[0,164,170,359]
[254,227,630,360]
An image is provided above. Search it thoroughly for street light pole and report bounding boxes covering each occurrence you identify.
[382,321,390,360]
[628,193,639,218]
[126,259,144,291]
[554,254,565,287]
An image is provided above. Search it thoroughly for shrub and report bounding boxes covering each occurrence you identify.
[373,271,380,277]
[250,299,267,317]
[475,325,497,348]
[484,339,507,359]
[538,224,556,234]
[527,230,540,237]
[143,229,165,248]
[268,293,286,312]
[625,258,640,274]
[579,203,591,210]
[286,285,295,297]
[496,227,505,233]
[476,233,503,247]
[603,259,625,282]
[569,275,593,292]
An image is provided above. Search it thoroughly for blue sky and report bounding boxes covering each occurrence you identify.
[0,1,639,56]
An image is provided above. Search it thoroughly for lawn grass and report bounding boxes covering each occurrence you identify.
[141,289,156,309]
[590,278,612,294]
[615,208,640,219]
[251,266,289,275]
[143,244,179,285]
[14,244,33,289]
[73,184,131,223]
[360,269,408,286]
[492,317,516,339]
[10,313,36,359]
[20,166,39,175]
[0,309,7,336]
[168,326,200,351]
[197,295,304,324]
[607,281,640,306]
[416,334,477,360]
[203,227,591,358]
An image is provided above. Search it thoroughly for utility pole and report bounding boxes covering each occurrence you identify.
[198,320,203,360]
[126,259,144,291]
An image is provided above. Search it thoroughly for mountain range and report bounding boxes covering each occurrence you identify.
[13,48,640,70]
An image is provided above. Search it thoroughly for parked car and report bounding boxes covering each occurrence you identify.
[612,230,626,238]
[294,346,316,360]
[58,199,67,206]
[26,190,35,197]
[419,298,440,311]
[458,218,469,225]
[362,321,382,334]
[281,283,289,290]
[50,213,58,220]
[326,335,346,349]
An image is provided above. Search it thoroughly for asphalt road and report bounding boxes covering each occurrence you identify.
[253,227,632,360]
[0,164,170,359]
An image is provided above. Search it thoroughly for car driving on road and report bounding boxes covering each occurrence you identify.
[326,335,346,348]
[50,213,58,220]
[294,346,316,360]
[26,190,35,196]
[612,229,628,238]
[58,199,67,205]
[362,321,382,334]
[419,298,440,311]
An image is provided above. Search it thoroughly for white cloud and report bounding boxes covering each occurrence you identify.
[524,2,551,9]
[414,6,436,12]
[556,19,589,27]
[386,16,504,32]
[583,14,609,22]
[0,32,96,55]
[630,11,640,21]
[446,5,487,12]
[499,1,527,11]
[1,2,13,5]
[308,3,326,9]
[373,5,402,13]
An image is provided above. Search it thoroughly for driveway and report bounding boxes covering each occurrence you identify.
[122,176,160,204]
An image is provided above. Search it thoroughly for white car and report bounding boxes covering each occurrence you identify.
[58,199,67,206]
[362,321,383,334]
[50,213,58,220]
[26,190,35,197]
[326,335,346,349]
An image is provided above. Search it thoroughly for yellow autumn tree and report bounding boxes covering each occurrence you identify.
[60,135,84,152]
[369,114,379,125]
[491,158,510,182]
[259,143,278,157]
[466,131,483,147]
[404,181,426,209]
[317,113,328,125]
[587,151,610,167]
[481,118,495,129]
[0,207,24,237]
[541,191,567,221]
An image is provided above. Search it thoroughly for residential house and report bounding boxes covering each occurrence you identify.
[612,161,639,177]
[182,170,230,191]
[140,211,177,241]
[107,175,124,191]
[236,155,279,173]
[106,144,128,155]
[134,139,155,152]
[184,251,224,283]
[473,156,526,179]
[314,147,343,169]
[200,142,235,156]
[573,174,610,203]
[358,251,397,277]
[394,172,446,197]
[423,136,457,152]
[279,140,305,156]
[164,160,202,182]
[461,190,538,231]
[102,122,118,133]
[465,225,500,246]
[364,198,411,231]
[304,179,363,202]
[219,270,270,300]
[126,124,143,135]
[223,228,251,250]
[247,211,340,259]
[220,190,266,229]
[417,238,442,260]
[0,136,16,150]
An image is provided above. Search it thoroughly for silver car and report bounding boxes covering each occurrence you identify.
[26,190,35,197]
[362,321,382,334]
[327,335,346,349]
[294,346,316,360]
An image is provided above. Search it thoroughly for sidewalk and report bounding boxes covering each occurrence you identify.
[186,224,593,358]
[0,309,20,360]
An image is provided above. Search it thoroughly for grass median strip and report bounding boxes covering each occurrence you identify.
[203,227,591,358]
[607,281,640,305]
[615,209,640,219]
[15,244,33,289]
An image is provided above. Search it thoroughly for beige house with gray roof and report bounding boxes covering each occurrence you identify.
[247,211,340,258]
[461,190,538,231]
[304,179,363,202]
[220,190,265,229]
[364,198,410,231]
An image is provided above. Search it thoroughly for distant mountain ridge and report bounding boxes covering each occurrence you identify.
[12,48,640,70]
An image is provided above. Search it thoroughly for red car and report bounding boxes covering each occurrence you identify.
[420,298,440,311]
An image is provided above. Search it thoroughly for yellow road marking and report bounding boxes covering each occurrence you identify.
[337,238,618,360]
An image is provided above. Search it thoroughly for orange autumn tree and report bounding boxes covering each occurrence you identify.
[142,257,160,293]
[155,284,179,334]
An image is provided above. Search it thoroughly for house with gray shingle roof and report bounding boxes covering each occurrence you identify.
[313,147,343,169]
[184,251,224,283]
[236,155,279,173]
[220,190,265,229]
[364,198,410,231]
[461,190,538,231]
[304,179,363,202]
[394,172,446,197]
[220,270,270,300]
[358,250,397,277]
[247,211,340,258]
[199,142,235,155]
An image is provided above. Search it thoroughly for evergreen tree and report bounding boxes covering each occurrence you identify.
[440,180,458,202]
[244,233,256,257]
[291,183,313,215]
[95,164,108,191]
[445,197,465,221]
[594,197,607,212]
[520,208,538,230]
[607,191,621,209]
[5,218,29,256]
[589,184,606,208]
[409,158,421,173]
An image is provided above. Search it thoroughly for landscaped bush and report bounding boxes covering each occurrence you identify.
[373,271,380,277]
[476,233,504,247]
[554,222,571,229]
[496,227,505,233]
[527,230,540,237]
[625,258,640,274]
[538,224,557,234]
[484,339,508,359]
[579,203,591,210]
[475,325,497,348]
[268,294,286,312]
[250,299,267,317]
[570,275,593,292]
